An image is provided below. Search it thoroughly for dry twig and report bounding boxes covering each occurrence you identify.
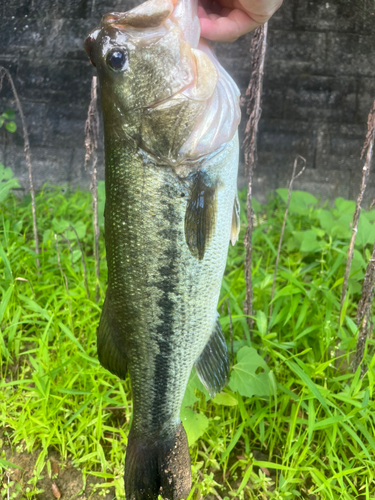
[340,100,375,322]
[243,23,268,338]
[351,101,375,374]
[0,66,40,267]
[269,156,306,319]
[51,482,61,499]
[353,242,375,375]
[85,76,100,301]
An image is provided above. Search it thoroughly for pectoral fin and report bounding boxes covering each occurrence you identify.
[184,171,217,260]
[230,193,240,246]
[194,317,229,397]
[97,295,128,379]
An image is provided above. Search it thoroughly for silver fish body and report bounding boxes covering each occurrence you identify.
[85,1,241,498]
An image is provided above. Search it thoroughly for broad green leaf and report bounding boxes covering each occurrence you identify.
[335,197,355,215]
[212,392,238,406]
[351,249,367,274]
[2,109,15,120]
[0,164,13,182]
[318,209,353,240]
[318,209,335,234]
[355,215,375,249]
[5,121,17,133]
[180,408,208,446]
[363,208,375,222]
[293,230,323,253]
[277,189,318,214]
[255,310,267,336]
[181,369,210,408]
[72,248,82,263]
[229,346,271,397]
[0,164,19,203]
[52,218,86,239]
[311,226,325,238]
[0,178,20,203]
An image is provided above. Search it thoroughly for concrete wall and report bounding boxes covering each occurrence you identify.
[0,0,374,203]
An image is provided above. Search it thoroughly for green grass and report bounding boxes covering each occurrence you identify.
[1,179,375,499]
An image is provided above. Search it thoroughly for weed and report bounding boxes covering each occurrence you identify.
[0,180,375,498]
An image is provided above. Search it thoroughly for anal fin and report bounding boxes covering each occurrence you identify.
[194,317,229,397]
[230,192,240,246]
[97,295,128,380]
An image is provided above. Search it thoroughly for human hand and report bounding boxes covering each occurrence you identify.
[198,0,283,42]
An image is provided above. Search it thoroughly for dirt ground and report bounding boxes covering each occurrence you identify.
[0,433,116,500]
[1,434,318,500]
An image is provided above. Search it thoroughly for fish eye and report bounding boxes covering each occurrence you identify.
[107,48,128,71]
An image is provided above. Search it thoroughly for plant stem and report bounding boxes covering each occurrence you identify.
[353,241,375,375]
[0,66,40,268]
[352,101,375,374]
[243,23,268,339]
[84,76,100,302]
[340,100,375,322]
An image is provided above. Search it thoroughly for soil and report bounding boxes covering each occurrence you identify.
[0,432,116,500]
[1,434,319,500]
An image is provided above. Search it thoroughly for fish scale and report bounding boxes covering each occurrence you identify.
[85,0,241,497]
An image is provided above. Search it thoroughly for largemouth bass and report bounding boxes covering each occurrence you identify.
[85,1,241,498]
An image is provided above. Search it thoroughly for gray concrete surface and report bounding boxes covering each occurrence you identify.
[0,0,374,203]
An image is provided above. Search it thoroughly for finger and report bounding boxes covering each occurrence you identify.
[197,4,209,19]
[201,0,283,22]
[238,0,283,19]
[199,9,260,42]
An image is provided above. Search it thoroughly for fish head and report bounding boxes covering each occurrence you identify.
[85,0,240,163]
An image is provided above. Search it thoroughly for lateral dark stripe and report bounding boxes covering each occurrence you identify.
[151,193,180,428]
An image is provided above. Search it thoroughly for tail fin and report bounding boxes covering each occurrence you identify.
[125,424,191,500]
